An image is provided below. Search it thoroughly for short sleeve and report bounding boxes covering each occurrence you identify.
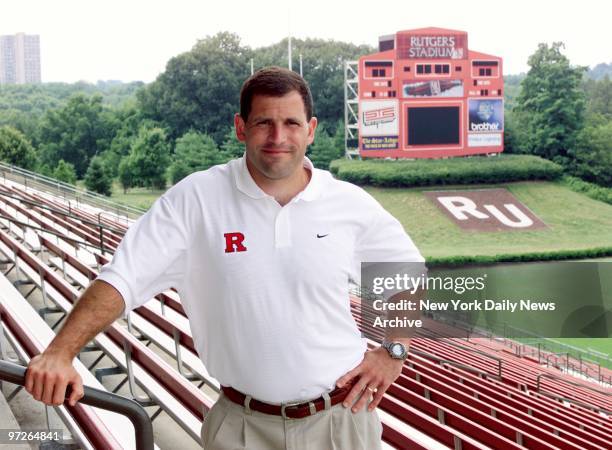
[353,204,426,297]
[355,204,424,264]
[96,195,188,318]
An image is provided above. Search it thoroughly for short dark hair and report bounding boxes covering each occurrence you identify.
[239,67,314,121]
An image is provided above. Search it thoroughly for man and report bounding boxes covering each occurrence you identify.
[25,67,424,449]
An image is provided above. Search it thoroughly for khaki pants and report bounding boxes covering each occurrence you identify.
[201,392,383,450]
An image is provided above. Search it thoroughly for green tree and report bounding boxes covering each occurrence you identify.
[37,164,54,178]
[118,157,136,193]
[84,156,112,196]
[0,125,37,170]
[126,126,171,189]
[584,75,612,119]
[0,81,142,150]
[0,109,40,143]
[168,130,227,184]
[220,128,245,159]
[332,121,345,156]
[502,110,523,154]
[252,38,374,125]
[38,94,117,177]
[138,32,252,143]
[101,104,148,177]
[513,42,586,164]
[503,74,526,110]
[167,160,191,186]
[52,159,77,184]
[138,34,373,144]
[569,118,612,187]
[308,129,343,170]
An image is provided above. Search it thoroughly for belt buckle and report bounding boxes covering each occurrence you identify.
[280,400,304,419]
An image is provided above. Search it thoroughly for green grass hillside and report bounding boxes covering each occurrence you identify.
[110,181,164,210]
[106,178,612,263]
[365,181,612,261]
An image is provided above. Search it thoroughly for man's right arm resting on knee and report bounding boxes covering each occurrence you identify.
[24,279,126,407]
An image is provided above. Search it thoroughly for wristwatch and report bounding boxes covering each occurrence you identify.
[382,339,409,360]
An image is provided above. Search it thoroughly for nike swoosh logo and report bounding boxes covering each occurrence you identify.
[317,234,329,238]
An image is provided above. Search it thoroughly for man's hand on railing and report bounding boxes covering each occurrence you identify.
[2,359,154,450]
[25,350,84,407]
[24,280,125,407]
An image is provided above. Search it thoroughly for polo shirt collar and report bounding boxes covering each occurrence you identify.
[234,154,323,202]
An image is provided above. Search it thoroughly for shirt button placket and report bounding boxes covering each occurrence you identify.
[274,205,292,248]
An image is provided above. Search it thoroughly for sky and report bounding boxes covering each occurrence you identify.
[1,0,610,83]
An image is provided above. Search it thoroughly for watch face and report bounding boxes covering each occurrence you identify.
[391,344,403,356]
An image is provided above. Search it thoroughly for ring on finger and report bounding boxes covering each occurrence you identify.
[366,386,377,393]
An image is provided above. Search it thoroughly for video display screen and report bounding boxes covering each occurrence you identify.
[407,106,460,145]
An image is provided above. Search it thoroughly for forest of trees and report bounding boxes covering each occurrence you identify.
[0,32,610,195]
[504,43,611,187]
[0,33,366,194]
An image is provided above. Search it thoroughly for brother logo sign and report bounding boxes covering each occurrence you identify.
[470,122,500,132]
[468,99,504,134]
[424,189,547,231]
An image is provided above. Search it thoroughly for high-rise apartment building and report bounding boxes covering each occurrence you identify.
[0,33,41,84]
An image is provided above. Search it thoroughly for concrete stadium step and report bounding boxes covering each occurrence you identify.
[0,390,29,450]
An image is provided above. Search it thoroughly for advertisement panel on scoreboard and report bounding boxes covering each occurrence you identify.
[360,100,399,150]
[403,79,463,98]
[468,99,504,133]
[360,100,399,135]
[361,135,399,150]
[468,133,502,147]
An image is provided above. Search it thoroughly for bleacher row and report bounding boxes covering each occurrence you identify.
[0,178,610,450]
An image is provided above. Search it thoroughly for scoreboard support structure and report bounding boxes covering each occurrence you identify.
[343,61,360,159]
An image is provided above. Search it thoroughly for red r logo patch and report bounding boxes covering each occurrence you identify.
[224,232,247,253]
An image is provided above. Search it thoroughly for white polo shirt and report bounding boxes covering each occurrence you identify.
[97,156,423,403]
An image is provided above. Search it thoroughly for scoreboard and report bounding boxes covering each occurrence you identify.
[358,27,504,159]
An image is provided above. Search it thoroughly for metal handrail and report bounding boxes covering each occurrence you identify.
[0,161,146,221]
[545,352,569,368]
[0,360,154,450]
[411,348,502,380]
[462,320,612,385]
[0,190,126,234]
[536,372,611,397]
[441,338,504,379]
[0,213,112,254]
[536,372,612,415]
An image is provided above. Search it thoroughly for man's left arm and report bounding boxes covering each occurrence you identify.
[337,198,425,413]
